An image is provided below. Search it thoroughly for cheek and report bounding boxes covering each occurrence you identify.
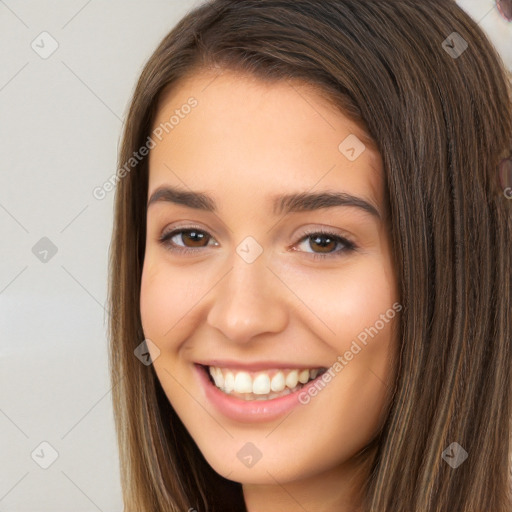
[288,258,397,346]
[139,254,202,344]
[140,259,169,340]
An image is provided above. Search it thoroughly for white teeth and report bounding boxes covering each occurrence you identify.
[209,366,225,388]
[224,371,235,393]
[298,369,310,384]
[285,370,299,389]
[270,371,285,392]
[234,372,253,393]
[207,366,323,400]
[252,374,271,394]
[216,368,225,388]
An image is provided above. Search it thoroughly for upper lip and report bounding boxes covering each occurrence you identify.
[196,360,327,372]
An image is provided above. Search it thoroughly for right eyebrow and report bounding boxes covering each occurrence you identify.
[147,186,215,212]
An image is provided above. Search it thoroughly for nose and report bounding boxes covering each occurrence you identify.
[206,254,289,344]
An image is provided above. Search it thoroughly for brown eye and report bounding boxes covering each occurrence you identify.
[177,229,209,247]
[159,228,217,253]
[158,226,357,260]
[294,230,357,260]
[306,234,338,253]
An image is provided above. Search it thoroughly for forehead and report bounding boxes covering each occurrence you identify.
[148,69,384,216]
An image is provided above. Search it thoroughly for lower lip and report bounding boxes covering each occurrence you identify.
[194,364,320,423]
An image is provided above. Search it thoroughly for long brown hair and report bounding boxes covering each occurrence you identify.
[107,1,512,510]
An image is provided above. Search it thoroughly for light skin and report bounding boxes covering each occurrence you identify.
[140,68,399,512]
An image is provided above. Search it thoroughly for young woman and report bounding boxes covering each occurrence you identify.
[107,1,512,510]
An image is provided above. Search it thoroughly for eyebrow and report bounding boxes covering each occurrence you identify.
[147,185,381,219]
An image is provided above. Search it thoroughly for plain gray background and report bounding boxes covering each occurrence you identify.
[1,1,510,511]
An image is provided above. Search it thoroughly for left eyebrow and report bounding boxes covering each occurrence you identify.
[147,185,381,220]
[271,190,381,219]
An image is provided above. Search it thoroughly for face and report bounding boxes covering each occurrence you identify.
[140,69,399,492]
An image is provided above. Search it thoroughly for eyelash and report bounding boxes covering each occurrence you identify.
[157,225,357,260]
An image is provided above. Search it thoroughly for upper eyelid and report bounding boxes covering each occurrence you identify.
[159,225,357,248]
[159,224,354,239]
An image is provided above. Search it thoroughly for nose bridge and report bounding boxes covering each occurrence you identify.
[206,244,289,343]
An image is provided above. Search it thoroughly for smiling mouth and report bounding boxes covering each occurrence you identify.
[200,364,328,401]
